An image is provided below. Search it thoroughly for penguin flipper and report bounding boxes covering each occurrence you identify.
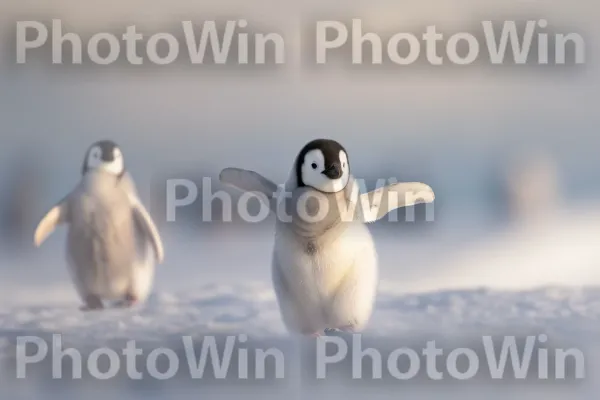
[129,194,164,264]
[219,168,279,209]
[358,182,435,223]
[34,197,70,247]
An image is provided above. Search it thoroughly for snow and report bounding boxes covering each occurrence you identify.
[2,283,600,399]
[2,204,600,399]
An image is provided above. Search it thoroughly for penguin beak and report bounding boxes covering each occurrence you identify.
[322,163,342,179]
[101,151,115,162]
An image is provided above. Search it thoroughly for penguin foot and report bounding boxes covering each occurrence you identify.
[115,293,138,308]
[80,295,103,311]
[324,326,356,338]
[300,329,322,337]
[337,325,356,332]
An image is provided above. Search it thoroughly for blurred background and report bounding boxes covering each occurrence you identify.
[0,0,598,304]
[2,1,600,399]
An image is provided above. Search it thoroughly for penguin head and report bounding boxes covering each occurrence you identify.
[82,140,125,177]
[295,139,350,193]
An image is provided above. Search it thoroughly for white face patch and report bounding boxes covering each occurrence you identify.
[85,145,124,176]
[300,149,349,193]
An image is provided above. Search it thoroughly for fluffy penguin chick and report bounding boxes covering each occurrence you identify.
[34,140,164,311]
[220,139,435,336]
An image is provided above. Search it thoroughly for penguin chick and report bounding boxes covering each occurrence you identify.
[220,139,434,335]
[34,140,164,311]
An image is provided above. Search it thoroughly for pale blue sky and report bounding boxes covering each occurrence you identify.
[0,0,598,207]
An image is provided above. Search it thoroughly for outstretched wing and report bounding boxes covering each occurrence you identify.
[219,168,279,210]
[128,194,164,264]
[34,194,71,247]
[358,182,435,223]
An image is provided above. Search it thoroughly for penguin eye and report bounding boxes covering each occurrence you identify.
[343,162,346,168]
[311,163,318,170]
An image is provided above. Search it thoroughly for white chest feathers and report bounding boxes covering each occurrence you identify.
[274,221,376,302]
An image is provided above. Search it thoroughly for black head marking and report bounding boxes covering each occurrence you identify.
[295,139,348,187]
[82,139,125,179]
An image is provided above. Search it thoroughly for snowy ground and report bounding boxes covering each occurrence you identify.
[2,204,600,399]
[1,283,600,399]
